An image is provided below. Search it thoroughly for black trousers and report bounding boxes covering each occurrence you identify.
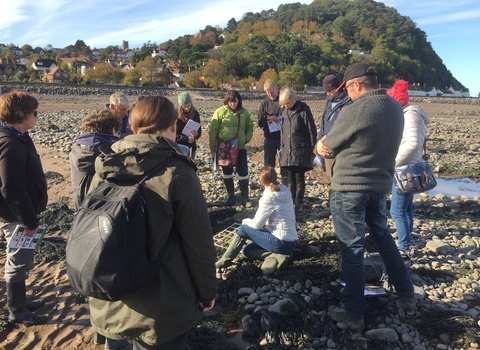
[263,137,280,167]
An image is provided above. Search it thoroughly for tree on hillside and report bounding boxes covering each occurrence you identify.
[226,18,237,32]
[183,70,203,88]
[0,49,14,59]
[21,44,33,56]
[123,68,142,86]
[203,59,226,89]
[136,56,162,86]
[257,68,278,91]
[240,76,256,90]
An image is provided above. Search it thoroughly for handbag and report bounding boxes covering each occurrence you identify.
[394,141,437,195]
[215,114,240,168]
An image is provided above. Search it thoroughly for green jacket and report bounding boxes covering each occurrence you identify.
[209,105,253,153]
[88,134,218,346]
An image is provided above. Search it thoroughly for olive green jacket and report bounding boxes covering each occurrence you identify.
[209,105,253,153]
[88,134,217,346]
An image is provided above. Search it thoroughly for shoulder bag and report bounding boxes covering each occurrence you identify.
[394,141,437,195]
[216,114,240,168]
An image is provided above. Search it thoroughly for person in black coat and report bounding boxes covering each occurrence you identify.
[0,91,48,325]
[278,87,317,213]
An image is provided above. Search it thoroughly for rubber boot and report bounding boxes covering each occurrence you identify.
[7,281,47,325]
[215,234,247,268]
[239,179,250,205]
[261,253,291,275]
[242,245,272,261]
[223,178,235,206]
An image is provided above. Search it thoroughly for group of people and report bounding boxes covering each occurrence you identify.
[0,61,430,349]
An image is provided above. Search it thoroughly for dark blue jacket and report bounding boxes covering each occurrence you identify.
[319,91,351,139]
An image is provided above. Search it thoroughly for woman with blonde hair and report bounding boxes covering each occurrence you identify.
[87,96,217,350]
[216,166,297,275]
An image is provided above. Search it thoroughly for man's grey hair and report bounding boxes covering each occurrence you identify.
[264,79,278,91]
[109,92,129,107]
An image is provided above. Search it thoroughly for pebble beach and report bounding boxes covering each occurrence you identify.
[1,84,480,349]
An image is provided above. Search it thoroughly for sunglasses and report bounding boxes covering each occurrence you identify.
[33,111,38,117]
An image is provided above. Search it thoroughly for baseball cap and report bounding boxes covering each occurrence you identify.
[338,62,377,90]
[323,75,341,92]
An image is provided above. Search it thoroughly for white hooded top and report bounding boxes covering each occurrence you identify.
[242,183,297,242]
[395,105,430,167]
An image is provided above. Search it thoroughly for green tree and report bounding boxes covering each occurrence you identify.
[14,71,27,82]
[123,68,142,86]
[136,56,162,85]
[203,59,226,89]
[21,44,33,56]
[226,18,237,32]
[183,70,203,88]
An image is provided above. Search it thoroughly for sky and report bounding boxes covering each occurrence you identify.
[1,0,479,97]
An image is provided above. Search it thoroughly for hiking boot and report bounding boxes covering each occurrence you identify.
[295,203,303,213]
[395,295,416,316]
[328,305,365,331]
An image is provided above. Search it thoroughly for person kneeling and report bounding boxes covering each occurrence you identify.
[216,166,297,275]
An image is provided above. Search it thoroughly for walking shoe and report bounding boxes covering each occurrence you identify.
[26,298,45,310]
[395,295,416,316]
[328,305,365,331]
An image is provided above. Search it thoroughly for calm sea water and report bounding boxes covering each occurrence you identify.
[424,177,480,198]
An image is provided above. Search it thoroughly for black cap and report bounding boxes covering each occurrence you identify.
[323,75,341,92]
[338,62,377,90]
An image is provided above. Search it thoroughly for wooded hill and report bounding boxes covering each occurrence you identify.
[160,0,464,91]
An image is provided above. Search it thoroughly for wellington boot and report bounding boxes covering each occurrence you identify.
[223,178,235,206]
[239,179,251,206]
[215,234,247,269]
[7,281,47,326]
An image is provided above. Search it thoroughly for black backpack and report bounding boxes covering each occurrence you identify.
[66,158,170,301]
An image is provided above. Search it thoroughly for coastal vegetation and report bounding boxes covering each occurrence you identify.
[1,0,466,92]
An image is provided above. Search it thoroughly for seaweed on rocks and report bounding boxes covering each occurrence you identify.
[34,237,66,262]
[38,196,74,230]
[217,263,265,306]
[188,314,239,350]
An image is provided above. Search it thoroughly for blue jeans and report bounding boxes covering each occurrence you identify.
[390,182,414,250]
[330,190,414,319]
[222,149,248,177]
[237,225,296,255]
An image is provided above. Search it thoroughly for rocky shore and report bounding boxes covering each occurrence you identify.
[1,85,480,349]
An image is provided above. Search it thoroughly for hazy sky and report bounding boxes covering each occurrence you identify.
[1,0,479,96]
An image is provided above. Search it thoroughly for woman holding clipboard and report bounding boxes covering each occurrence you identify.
[175,92,202,159]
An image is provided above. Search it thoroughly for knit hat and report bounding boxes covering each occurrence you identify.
[177,92,192,106]
[338,62,377,90]
[323,75,341,92]
[387,80,409,106]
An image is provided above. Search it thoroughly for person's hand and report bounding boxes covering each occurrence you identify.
[316,135,330,157]
[200,299,215,311]
[188,133,195,144]
[267,115,279,123]
[24,228,37,237]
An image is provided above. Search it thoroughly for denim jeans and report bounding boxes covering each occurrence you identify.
[330,190,414,319]
[390,182,414,250]
[237,224,296,255]
[222,149,248,177]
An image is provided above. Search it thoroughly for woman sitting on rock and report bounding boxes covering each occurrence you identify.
[216,166,297,275]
